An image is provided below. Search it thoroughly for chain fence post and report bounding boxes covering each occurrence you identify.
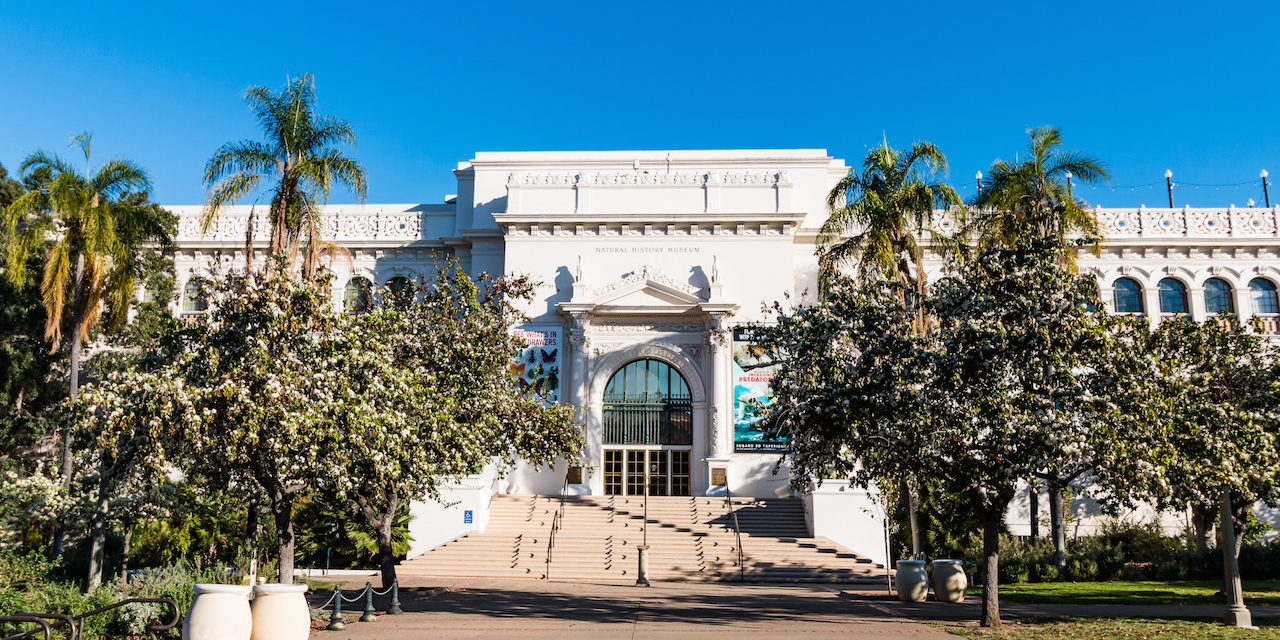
[326,588,346,630]
[387,581,403,615]
[360,582,378,622]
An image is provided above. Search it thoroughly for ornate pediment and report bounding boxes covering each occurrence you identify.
[587,265,707,303]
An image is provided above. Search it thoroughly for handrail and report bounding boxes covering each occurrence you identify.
[11,598,179,640]
[0,615,52,640]
[545,468,570,580]
[724,484,745,582]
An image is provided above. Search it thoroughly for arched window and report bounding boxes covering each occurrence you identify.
[1158,278,1189,315]
[182,278,208,313]
[382,276,413,307]
[602,359,692,446]
[1251,278,1280,314]
[1203,278,1235,314]
[386,276,411,294]
[344,277,372,314]
[1112,278,1144,314]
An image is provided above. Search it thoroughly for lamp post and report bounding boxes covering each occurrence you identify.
[1221,491,1254,628]
[1165,170,1175,207]
[1065,170,1074,201]
[975,171,983,200]
[636,460,655,586]
[1262,170,1271,208]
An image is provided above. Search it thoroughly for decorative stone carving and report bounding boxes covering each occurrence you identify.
[1142,209,1186,236]
[507,170,785,188]
[1233,209,1278,235]
[594,321,704,333]
[1098,209,1141,236]
[710,410,723,449]
[1187,210,1231,236]
[707,330,729,351]
[588,265,706,300]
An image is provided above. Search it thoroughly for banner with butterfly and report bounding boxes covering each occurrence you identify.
[512,325,563,404]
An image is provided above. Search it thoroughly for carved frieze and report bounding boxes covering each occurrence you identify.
[593,321,705,333]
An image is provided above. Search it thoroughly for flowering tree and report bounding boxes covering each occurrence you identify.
[335,265,582,587]
[71,369,201,588]
[1141,317,1280,558]
[756,240,1154,628]
[167,260,346,583]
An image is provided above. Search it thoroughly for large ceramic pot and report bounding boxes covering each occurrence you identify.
[931,559,968,603]
[182,584,252,640]
[894,560,928,602]
[250,583,310,640]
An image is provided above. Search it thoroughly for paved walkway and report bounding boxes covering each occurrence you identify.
[311,577,953,639]
[840,590,1280,621]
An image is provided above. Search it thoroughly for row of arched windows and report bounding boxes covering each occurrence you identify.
[1112,277,1280,315]
[181,276,416,314]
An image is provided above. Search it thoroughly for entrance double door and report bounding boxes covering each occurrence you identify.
[604,449,691,496]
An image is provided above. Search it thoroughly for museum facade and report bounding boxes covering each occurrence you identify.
[166,149,1280,561]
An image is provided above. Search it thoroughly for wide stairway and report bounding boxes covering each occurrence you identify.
[398,494,885,583]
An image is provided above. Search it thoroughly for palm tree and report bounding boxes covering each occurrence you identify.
[3,132,172,556]
[968,126,1109,581]
[202,73,367,277]
[968,126,1110,265]
[818,140,961,333]
[817,140,961,557]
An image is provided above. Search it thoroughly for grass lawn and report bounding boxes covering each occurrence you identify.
[964,580,1280,606]
[943,617,1280,639]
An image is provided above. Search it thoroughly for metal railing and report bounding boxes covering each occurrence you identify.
[545,469,570,580]
[4,598,179,640]
[601,396,693,445]
[724,484,745,582]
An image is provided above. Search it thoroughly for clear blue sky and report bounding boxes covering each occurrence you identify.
[2,1,1278,208]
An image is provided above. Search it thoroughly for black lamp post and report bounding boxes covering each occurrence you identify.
[1165,170,1175,207]
[975,171,983,200]
[1263,170,1271,208]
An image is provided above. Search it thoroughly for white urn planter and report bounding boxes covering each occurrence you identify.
[894,560,928,602]
[931,559,968,603]
[250,583,311,640]
[182,584,252,640]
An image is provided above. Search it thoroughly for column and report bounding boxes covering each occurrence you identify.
[565,312,596,494]
[704,312,732,494]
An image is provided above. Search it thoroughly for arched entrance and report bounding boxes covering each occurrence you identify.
[601,359,692,496]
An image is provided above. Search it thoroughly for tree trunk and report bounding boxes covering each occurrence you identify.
[1191,503,1216,553]
[1049,483,1066,580]
[119,520,132,582]
[901,480,922,557]
[246,494,259,549]
[1028,482,1039,539]
[354,489,400,589]
[377,516,397,589]
[86,467,110,591]
[53,254,86,560]
[979,508,1002,628]
[271,495,296,584]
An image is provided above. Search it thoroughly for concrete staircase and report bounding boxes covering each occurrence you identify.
[398,494,886,583]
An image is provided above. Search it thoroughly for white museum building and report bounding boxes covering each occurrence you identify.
[166,149,1280,572]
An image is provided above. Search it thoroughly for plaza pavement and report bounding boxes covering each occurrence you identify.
[308,577,954,639]
[307,577,1280,639]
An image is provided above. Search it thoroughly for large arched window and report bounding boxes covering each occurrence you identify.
[602,359,692,446]
[1158,278,1189,315]
[182,278,208,313]
[1112,278,1144,314]
[1252,278,1280,314]
[344,277,372,314]
[1204,278,1235,314]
